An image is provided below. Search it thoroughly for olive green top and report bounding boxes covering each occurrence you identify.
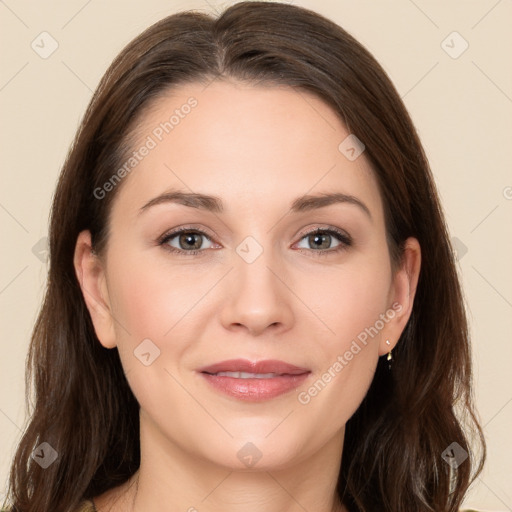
[77,500,97,512]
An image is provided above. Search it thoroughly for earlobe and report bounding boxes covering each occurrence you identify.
[73,230,117,349]
[379,237,421,355]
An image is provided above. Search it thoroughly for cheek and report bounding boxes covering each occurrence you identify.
[313,259,391,345]
[297,317,380,442]
[103,255,180,379]
[296,259,390,426]
[107,252,207,338]
[105,253,222,382]
[105,258,196,414]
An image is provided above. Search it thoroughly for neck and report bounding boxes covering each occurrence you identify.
[96,411,347,512]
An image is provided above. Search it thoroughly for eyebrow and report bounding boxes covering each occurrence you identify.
[138,190,372,220]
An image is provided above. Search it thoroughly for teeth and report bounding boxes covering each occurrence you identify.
[214,371,278,379]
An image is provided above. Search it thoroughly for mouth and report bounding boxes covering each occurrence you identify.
[196,359,311,401]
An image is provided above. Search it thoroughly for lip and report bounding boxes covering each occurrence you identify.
[197,359,311,402]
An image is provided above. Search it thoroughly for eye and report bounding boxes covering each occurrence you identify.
[158,227,216,255]
[294,227,352,256]
[157,226,352,257]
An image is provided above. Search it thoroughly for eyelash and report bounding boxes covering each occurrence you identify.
[157,225,352,258]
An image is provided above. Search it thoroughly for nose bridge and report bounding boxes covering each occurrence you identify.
[219,234,294,334]
[233,235,282,301]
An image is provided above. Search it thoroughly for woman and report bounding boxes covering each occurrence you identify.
[2,2,485,511]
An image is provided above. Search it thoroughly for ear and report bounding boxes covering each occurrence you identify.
[73,230,117,349]
[378,237,421,356]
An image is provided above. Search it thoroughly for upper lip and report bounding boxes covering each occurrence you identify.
[197,359,310,376]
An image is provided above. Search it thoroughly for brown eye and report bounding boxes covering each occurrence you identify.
[159,229,215,255]
[307,232,335,250]
[177,232,204,250]
[295,228,352,256]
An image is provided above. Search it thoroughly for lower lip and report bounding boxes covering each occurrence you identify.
[199,373,310,401]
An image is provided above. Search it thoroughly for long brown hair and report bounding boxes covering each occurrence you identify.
[3,2,485,511]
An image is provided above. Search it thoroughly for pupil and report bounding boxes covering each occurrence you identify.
[311,233,329,249]
[181,233,200,250]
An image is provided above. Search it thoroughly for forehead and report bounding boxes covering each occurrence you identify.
[111,79,383,222]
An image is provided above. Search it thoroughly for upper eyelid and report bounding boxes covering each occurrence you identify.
[159,225,216,244]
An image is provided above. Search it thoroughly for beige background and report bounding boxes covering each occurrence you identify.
[1,0,511,509]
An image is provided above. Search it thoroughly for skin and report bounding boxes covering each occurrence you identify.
[74,79,421,512]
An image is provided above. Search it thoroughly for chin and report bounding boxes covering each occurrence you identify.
[197,430,311,472]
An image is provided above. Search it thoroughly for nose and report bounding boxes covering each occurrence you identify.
[219,248,295,337]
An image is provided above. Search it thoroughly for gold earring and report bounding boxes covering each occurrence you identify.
[386,340,393,370]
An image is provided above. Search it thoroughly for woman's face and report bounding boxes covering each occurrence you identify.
[76,79,419,471]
